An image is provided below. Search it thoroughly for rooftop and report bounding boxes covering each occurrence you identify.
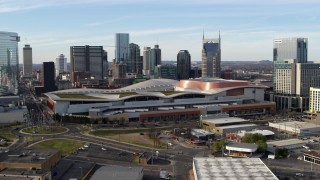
[226,142,258,152]
[0,148,59,164]
[90,165,143,180]
[267,138,308,147]
[191,129,214,137]
[202,117,248,125]
[270,121,320,129]
[193,157,277,180]
[237,129,275,137]
[218,124,258,130]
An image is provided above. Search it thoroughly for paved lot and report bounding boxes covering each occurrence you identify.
[75,143,135,163]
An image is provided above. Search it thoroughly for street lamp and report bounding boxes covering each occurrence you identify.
[79,167,83,179]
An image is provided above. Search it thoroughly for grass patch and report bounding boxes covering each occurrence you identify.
[54,94,102,99]
[22,126,67,134]
[160,91,183,96]
[119,92,137,98]
[90,127,171,136]
[132,156,140,164]
[32,139,86,156]
[0,124,22,145]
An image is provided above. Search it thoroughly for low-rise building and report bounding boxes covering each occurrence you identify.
[90,165,143,180]
[192,157,277,180]
[267,139,308,153]
[304,151,320,165]
[226,129,275,141]
[269,121,320,136]
[0,148,61,170]
[202,116,258,135]
[225,142,258,157]
[0,168,51,180]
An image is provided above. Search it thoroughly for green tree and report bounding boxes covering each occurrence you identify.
[241,133,266,143]
[212,141,227,154]
[255,140,267,152]
[275,148,288,159]
[241,133,267,153]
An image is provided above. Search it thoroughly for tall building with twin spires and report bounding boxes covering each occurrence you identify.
[201,32,221,78]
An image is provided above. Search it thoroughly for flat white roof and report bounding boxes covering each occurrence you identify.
[203,117,248,124]
[267,138,308,147]
[226,142,258,153]
[191,129,214,137]
[193,157,277,180]
[269,121,320,129]
[218,124,257,130]
[237,129,275,137]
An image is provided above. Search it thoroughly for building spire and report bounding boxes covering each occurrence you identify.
[202,28,204,40]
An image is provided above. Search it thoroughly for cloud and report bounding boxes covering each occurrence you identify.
[2,0,320,13]
[83,17,131,27]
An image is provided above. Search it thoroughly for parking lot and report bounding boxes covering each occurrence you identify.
[74,143,136,163]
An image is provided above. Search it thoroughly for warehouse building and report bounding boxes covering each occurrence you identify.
[267,139,308,153]
[269,121,320,136]
[202,116,258,135]
[193,157,277,180]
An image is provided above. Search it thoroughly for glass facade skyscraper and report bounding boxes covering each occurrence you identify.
[0,31,20,95]
[202,33,221,78]
[128,43,142,75]
[115,33,129,64]
[177,50,191,80]
[273,38,308,63]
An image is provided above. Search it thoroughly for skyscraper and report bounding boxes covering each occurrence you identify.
[143,47,151,76]
[0,31,20,95]
[272,37,320,111]
[70,45,104,84]
[202,33,221,78]
[115,33,129,64]
[103,50,108,78]
[42,62,56,93]
[55,54,67,76]
[23,44,33,76]
[177,50,191,80]
[273,38,308,63]
[128,43,142,75]
[150,45,161,75]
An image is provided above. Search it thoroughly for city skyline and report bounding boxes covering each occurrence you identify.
[1,0,320,63]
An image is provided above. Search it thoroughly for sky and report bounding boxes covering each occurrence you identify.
[0,0,320,63]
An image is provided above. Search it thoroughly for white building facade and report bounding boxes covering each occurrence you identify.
[55,54,67,76]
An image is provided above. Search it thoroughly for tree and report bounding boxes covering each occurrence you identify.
[241,133,266,144]
[241,133,267,153]
[255,140,267,152]
[275,148,288,159]
[212,141,227,154]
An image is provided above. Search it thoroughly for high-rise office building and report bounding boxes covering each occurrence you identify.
[273,38,308,63]
[103,50,108,78]
[42,62,56,93]
[272,37,315,111]
[309,87,320,113]
[23,44,32,76]
[273,60,320,110]
[143,47,151,76]
[115,33,129,64]
[202,33,221,78]
[55,54,67,76]
[150,45,161,75]
[70,45,104,84]
[0,31,20,95]
[128,43,142,75]
[177,50,191,80]
[157,64,177,79]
